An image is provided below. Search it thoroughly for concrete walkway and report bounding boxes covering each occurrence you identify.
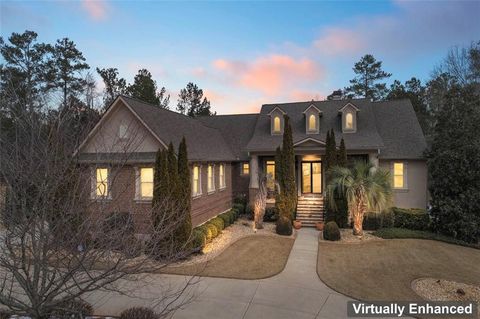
[89,228,358,318]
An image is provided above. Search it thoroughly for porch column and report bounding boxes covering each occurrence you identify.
[248,155,259,205]
[369,151,379,170]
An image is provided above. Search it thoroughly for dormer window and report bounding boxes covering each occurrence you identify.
[268,106,286,135]
[273,116,281,133]
[339,103,359,133]
[303,103,321,134]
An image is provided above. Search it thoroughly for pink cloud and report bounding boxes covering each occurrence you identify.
[82,0,109,21]
[289,90,325,102]
[213,54,324,96]
[313,28,365,55]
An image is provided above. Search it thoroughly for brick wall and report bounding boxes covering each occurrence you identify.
[231,162,250,201]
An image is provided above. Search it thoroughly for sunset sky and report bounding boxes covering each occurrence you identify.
[1,0,479,114]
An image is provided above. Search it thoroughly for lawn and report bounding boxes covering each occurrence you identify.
[163,235,294,279]
[317,239,480,302]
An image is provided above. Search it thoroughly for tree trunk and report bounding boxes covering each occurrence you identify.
[254,176,267,229]
[352,212,364,236]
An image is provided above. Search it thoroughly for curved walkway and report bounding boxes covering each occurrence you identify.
[87,229,353,318]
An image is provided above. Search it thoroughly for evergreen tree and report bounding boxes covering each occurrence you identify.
[274,146,284,211]
[344,54,391,101]
[175,137,193,249]
[127,69,170,108]
[152,149,168,229]
[337,138,347,167]
[282,115,296,220]
[324,130,331,170]
[166,142,178,194]
[96,67,127,108]
[176,82,215,117]
[49,38,90,109]
[329,129,338,168]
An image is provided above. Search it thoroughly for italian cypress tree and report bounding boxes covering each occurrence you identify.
[152,148,168,230]
[337,138,347,167]
[282,115,296,220]
[274,146,284,210]
[175,137,193,249]
[166,142,179,195]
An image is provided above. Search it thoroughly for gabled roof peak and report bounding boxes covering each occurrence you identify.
[302,103,322,114]
[338,102,360,113]
[267,106,287,115]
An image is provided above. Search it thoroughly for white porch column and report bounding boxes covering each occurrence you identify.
[249,154,259,189]
[369,151,379,170]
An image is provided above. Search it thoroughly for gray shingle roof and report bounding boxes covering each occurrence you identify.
[373,99,427,159]
[121,96,236,161]
[246,99,384,152]
[246,98,426,159]
[197,114,259,161]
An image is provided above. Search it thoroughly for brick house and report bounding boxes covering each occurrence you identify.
[77,95,428,232]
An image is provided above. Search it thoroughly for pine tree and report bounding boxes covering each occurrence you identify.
[282,115,296,220]
[127,69,169,108]
[96,67,127,108]
[337,138,347,167]
[176,82,215,117]
[175,137,193,249]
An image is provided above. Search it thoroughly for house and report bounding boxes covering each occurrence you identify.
[77,95,428,232]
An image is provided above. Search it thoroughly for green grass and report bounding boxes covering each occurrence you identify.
[372,228,480,249]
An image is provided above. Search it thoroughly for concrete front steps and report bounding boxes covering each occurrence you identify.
[296,195,324,227]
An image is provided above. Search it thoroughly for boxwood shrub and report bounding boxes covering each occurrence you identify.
[275,216,292,236]
[219,213,231,227]
[232,203,245,215]
[323,221,341,241]
[392,207,430,231]
[363,210,395,230]
[192,229,206,251]
[209,217,225,232]
[206,223,218,238]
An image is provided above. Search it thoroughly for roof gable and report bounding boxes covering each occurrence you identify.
[267,106,286,115]
[302,103,322,114]
[338,102,360,113]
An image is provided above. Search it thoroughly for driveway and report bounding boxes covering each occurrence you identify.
[85,229,361,318]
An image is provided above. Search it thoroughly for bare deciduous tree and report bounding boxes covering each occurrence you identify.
[0,85,197,318]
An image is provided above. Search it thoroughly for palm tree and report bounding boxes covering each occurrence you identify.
[326,161,392,236]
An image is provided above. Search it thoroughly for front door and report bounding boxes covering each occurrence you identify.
[302,161,322,194]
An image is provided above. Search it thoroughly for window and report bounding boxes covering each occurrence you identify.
[140,168,154,198]
[119,124,128,139]
[192,166,201,197]
[393,162,405,189]
[266,161,275,192]
[96,168,109,197]
[273,116,281,133]
[345,112,353,130]
[242,163,250,175]
[219,164,226,189]
[207,164,215,192]
[308,114,316,131]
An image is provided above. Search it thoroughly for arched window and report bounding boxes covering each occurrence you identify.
[308,114,316,131]
[345,112,353,130]
[273,116,281,133]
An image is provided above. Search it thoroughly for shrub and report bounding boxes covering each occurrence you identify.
[192,229,206,251]
[226,211,235,224]
[52,299,94,319]
[232,203,245,215]
[230,209,239,221]
[245,204,254,220]
[264,206,279,222]
[219,213,231,227]
[325,198,349,228]
[119,307,158,319]
[392,207,430,231]
[362,210,394,230]
[275,216,292,236]
[206,223,218,238]
[210,217,225,232]
[233,194,247,207]
[323,221,341,241]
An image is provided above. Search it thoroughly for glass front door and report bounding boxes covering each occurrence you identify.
[302,161,322,194]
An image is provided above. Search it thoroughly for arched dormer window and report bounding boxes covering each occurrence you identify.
[339,102,359,133]
[268,106,286,135]
[273,116,281,133]
[303,103,321,134]
[308,114,316,131]
[345,112,353,130]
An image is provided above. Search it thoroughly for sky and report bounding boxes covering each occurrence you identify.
[1,0,479,114]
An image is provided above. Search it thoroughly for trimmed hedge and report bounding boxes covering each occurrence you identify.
[119,307,158,319]
[363,211,394,231]
[209,217,225,232]
[206,223,218,238]
[392,207,430,231]
[219,213,231,227]
[323,221,341,241]
[276,216,292,236]
[232,203,245,215]
[192,229,206,250]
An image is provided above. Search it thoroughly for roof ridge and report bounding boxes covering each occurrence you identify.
[198,113,259,117]
[261,98,370,107]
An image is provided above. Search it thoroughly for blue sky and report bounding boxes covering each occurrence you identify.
[1,0,479,114]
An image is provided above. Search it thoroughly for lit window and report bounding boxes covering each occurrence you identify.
[393,162,405,189]
[119,124,128,139]
[242,163,249,175]
[96,168,109,197]
[308,114,316,131]
[140,168,153,198]
[219,164,226,189]
[345,113,353,130]
[192,166,201,197]
[266,161,275,192]
[207,164,215,192]
[273,116,281,133]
